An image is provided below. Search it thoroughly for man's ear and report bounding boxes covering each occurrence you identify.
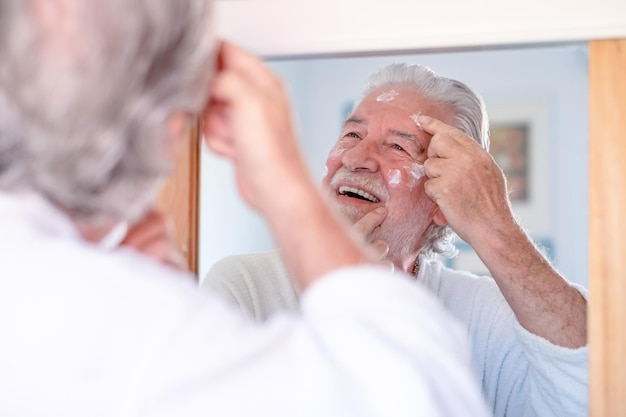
[433,209,448,226]
[165,111,193,162]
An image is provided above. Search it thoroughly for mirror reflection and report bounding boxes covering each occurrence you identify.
[199,43,588,289]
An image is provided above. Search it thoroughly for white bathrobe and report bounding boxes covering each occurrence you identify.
[204,249,588,417]
[0,192,488,417]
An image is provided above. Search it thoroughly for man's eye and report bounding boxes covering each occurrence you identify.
[344,132,361,139]
[392,144,406,152]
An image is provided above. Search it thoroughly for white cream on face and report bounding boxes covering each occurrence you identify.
[407,163,426,189]
[387,169,402,187]
[329,144,348,160]
[410,112,423,130]
[387,164,425,190]
[376,89,399,102]
[321,164,329,179]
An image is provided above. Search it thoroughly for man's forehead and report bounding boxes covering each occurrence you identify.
[342,111,423,146]
[343,115,366,127]
[357,86,427,113]
[346,97,424,128]
[352,85,455,128]
[366,84,422,101]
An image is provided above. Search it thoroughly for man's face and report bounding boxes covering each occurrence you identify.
[322,84,454,261]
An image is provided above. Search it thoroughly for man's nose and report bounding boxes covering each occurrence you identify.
[342,139,380,172]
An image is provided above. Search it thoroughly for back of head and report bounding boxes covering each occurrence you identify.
[359,63,490,259]
[0,0,216,225]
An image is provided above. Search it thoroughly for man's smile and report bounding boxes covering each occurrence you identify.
[338,185,380,203]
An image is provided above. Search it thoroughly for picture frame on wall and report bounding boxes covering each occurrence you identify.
[485,99,550,235]
[490,123,530,202]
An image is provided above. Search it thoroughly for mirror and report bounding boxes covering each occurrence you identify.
[198,42,589,289]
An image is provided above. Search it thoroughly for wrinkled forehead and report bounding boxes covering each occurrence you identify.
[356,85,430,114]
[354,84,454,126]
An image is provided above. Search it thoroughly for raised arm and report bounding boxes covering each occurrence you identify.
[199,44,490,416]
[202,42,376,290]
[420,114,587,348]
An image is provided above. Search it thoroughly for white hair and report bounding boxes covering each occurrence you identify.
[360,63,490,258]
[0,0,216,224]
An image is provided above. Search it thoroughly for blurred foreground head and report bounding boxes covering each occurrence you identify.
[0,0,216,225]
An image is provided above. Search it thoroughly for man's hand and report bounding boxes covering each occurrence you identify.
[202,42,310,216]
[121,211,187,271]
[419,115,587,348]
[202,42,370,289]
[419,114,515,248]
[352,207,391,269]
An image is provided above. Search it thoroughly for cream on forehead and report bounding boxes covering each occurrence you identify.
[410,112,424,130]
[376,90,399,102]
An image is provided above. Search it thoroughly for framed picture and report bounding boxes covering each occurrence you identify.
[490,123,529,201]
[485,99,550,236]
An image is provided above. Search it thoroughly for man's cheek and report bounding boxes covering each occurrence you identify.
[407,163,426,189]
[327,144,348,161]
[386,169,402,188]
[386,165,425,190]
[321,164,329,181]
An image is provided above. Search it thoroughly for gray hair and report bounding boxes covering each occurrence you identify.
[0,0,216,224]
[360,63,490,258]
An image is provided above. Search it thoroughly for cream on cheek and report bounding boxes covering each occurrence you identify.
[407,163,426,189]
[323,145,349,181]
[321,164,329,180]
[387,169,402,187]
[329,143,349,160]
[386,164,426,190]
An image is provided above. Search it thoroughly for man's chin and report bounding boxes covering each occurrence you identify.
[333,203,369,225]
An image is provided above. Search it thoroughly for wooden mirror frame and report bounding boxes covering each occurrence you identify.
[158,2,626,415]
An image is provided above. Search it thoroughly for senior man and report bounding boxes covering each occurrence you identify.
[203,63,588,417]
[0,2,490,416]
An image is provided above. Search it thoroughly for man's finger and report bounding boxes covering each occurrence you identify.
[352,207,387,236]
[417,114,457,137]
[423,157,447,179]
[219,42,280,90]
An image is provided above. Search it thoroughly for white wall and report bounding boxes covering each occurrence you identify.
[214,0,626,57]
[199,43,588,287]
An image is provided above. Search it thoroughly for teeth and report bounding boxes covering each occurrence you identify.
[338,186,380,203]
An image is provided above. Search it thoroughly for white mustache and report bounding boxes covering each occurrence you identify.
[329,168,390,202]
